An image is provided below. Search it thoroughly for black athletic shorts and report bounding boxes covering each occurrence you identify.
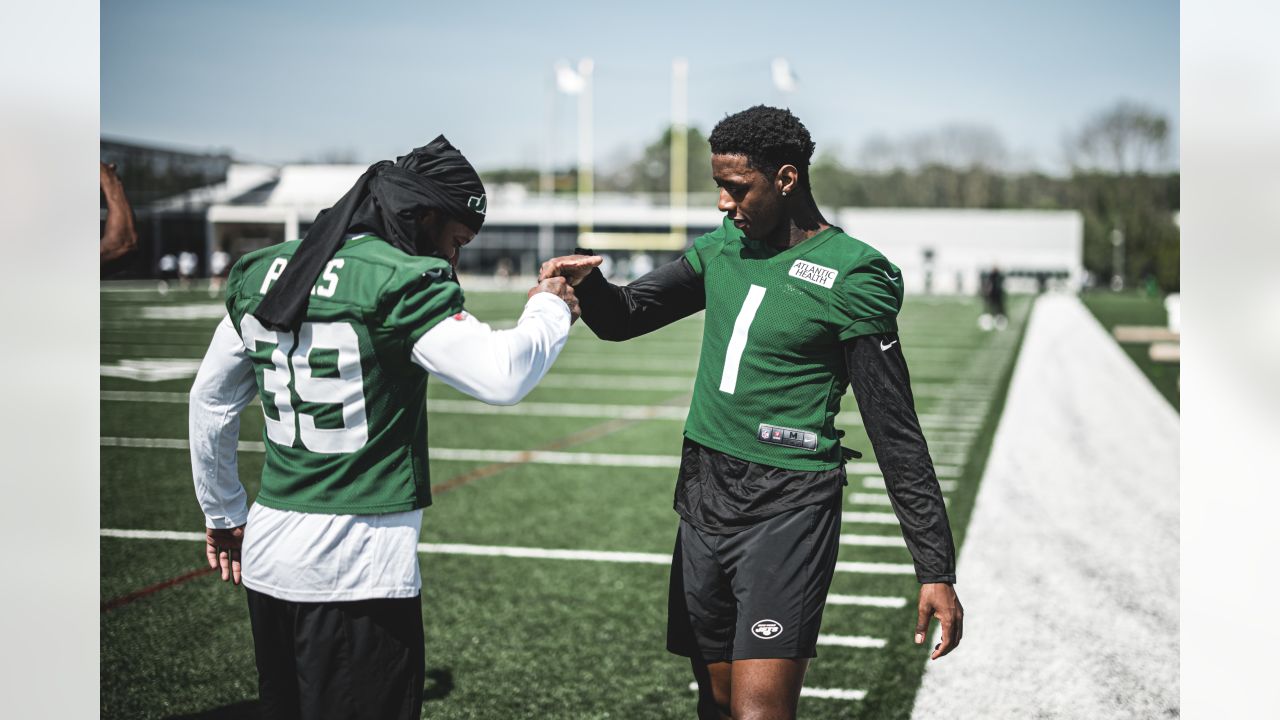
[666,494,842,662]
[245,588,425,720]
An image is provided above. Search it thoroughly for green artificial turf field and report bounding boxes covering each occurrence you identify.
[101,282,1030,719]
[1081,291,1179,410]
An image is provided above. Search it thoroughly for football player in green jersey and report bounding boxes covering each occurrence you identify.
[190,137,589,720]
[541,107,962,719]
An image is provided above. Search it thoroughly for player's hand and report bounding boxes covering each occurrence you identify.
[915,582,963,660]
[205,525,246,585]
[538,255,603,287]
[100,161,126,200]
[530,276,581,324]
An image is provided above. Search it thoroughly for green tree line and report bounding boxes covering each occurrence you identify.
[483,101,1179,291]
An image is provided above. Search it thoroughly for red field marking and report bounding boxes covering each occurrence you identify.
[101,565,217,613]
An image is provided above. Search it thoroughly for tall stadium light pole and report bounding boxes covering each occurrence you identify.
[576,58,594,240]
[538,68,556,263]
[670,58,689,247]
[1110,227,1125,291]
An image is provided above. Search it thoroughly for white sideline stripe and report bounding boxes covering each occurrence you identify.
[839,533,906,547]
[862,477,958,493]
[818,634,888,649]
[689,682,867,702]
[101,529,912,576]
[842,511,901,525]
[826,594,909,609]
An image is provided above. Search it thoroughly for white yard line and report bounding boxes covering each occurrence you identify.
[429,448,680,468]
[834,561,915,575]
[842,511,900,525]
[101,437,963,477]
[102,390,692,421]
[826,594,908,609]
[862,477,958,493]
[428,400,689,420]
[911,295,1179,720]
[817,634,888,649]
[101,437,682,469]
[839,533,906,547]
[848,493,893,506]
[689,682,867,702]
[848,461,961,478]
[100,529,916,578]
[847,493,951,508]
[100,392,984,444]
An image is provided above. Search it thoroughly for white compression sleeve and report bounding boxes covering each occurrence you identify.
[410,291,571,405]
[188,314,259,528]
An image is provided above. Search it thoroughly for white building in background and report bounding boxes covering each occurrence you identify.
[197,163,1083,294]
[836,208,1084,294]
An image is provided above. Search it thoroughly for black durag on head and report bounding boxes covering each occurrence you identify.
[252,135,486,331]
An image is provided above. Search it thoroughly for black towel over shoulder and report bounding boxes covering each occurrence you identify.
[254,135,487,332]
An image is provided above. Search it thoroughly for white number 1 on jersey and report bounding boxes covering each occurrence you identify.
[719,284,766,394]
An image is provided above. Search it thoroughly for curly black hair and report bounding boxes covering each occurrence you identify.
[708,105,816,181]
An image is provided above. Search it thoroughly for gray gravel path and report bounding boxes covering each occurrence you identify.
[910,294,1179,720]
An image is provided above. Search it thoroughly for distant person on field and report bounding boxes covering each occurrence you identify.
[208,249,231,296]
[100,162,138,264]
[178,250,198,289]
[979,264,1007,331]
[157,253,178,294]
[188,136,584,720]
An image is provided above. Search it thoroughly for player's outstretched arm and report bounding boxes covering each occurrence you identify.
[845,333,961,658]
[100,162,138,264]
[189,315,258,584]
[410,278,575,405]
[540,253,705,341]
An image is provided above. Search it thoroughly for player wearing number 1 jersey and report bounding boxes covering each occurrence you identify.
[541,107,963,720]
[189,137,587,720]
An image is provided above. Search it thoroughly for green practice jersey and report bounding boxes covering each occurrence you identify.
[683,218,903,470]
[225,235,464,514]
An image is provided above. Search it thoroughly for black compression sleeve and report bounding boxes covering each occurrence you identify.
[845,334,957,584]
[574,256,706,341]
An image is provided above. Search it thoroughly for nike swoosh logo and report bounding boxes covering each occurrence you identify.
[880,340,898,351]
[883,271,900,282]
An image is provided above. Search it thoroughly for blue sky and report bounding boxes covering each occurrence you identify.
[101,0,1178,173]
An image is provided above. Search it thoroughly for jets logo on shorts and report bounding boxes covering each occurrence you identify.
[751,619,784,640]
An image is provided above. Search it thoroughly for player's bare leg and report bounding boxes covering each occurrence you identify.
[729,658,808,720]
[691,659,733,720]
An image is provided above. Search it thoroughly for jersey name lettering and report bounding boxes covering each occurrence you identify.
[788,260,838,289]
[259,257,346,297]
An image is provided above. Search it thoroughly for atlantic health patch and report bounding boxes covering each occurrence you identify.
[788,259,838,289]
